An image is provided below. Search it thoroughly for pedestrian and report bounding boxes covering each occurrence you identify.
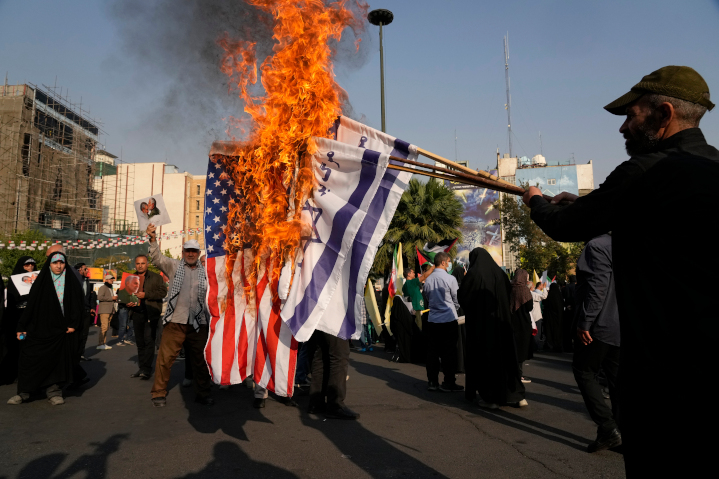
[8,252,82,406]
[508,269,533,406]
[523,66,717,475]
[73,263,97,360]
[571,234,622,453]
[458,247,519,408]
[146,224,213,408]
[529,281,547,358]
[96,274,117,351]
[0,257,37,385]
[422,252,463,393]
[543,282,565,353]
[306,328,360,419]
[128,253,167,381]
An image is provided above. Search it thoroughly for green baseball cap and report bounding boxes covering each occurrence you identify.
[604,65,714,115]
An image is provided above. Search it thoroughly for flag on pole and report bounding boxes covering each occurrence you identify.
[383,243,399,330]
[203,155,297,396]
[281,116,418,341]
[532,270,540,285]
[364,279,383,333]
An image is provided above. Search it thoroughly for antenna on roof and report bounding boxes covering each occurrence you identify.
[539,131,543,156]
[504,33,512,158]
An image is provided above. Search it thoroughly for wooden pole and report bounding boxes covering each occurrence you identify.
[387,164,523,196]
[415,146,514,187]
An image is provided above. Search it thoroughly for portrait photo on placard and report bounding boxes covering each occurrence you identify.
[134,194,171,231]
[11,272,40,296]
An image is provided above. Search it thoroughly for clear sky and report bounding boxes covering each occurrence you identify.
[2,0,718,185]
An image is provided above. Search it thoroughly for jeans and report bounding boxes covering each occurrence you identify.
[572,338,620,434]
[295,342,310,384]
[131,309,159,375]
[307,330,349,409]
[117,308,134,342]
[425,320,458,385]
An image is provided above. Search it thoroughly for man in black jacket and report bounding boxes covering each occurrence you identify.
[128,254,167,380]
[523,66,717,475]
[571,235,620,453]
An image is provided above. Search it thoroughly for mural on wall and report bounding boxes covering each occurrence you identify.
[447,169,503,267]
[515,166,579,197]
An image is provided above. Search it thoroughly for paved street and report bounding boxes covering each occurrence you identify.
[0,329,625,478]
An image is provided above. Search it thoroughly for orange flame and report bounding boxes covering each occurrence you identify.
[214,0,367,290]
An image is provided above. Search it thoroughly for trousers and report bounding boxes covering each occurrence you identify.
[307,330,349,409]
[425,320,459,385]
[151,323,211,399]
[572,338,620,434]
[117,307,134,342]
[98,314,111,345]
[131,309,159,374]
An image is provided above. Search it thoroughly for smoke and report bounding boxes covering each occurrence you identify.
[108,0,372,155]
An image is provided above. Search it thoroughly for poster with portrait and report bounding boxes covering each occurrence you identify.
[11,272,40,296]
[118,272,144,305]
[134,194,171,231]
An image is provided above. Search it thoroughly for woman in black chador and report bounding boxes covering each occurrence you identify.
[458,248,531,407]
[543,282,565,352]
[7,252,82,406]
[0,256,37,385]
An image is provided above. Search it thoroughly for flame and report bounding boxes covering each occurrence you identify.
[214,0,367,290]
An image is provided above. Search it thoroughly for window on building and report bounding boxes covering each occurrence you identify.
[196,200,200,210]
[197,184,201,195]
[195,215,200,227]
[547,178,556,185]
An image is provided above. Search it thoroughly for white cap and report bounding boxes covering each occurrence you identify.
[104,273,115,281]
[183,239,201,250]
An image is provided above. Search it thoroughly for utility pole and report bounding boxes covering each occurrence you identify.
[504,34,512,158]
[368,9,394,133]
[454,129,458,162]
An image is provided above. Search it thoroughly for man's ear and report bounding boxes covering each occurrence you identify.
[658,101,676,128]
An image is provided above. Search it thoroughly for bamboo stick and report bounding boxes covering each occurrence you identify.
[390,156,526,196]
[415,147,515,187]
[387,164,523,196]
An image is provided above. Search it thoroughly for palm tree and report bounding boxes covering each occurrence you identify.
[372,178,463,276]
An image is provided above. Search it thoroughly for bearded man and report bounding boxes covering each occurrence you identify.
[522,66,717,476]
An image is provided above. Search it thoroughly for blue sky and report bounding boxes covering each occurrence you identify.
[2,0,718,185]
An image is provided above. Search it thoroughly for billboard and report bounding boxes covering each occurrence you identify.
[514,165,579,197]
[448,169,503,267]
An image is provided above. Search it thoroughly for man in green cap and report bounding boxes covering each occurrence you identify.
[522,66,718,475]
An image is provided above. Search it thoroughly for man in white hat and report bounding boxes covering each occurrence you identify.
[96,273,118,350]
[146,224,212,408]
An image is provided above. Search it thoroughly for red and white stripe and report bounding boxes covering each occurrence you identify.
[204,250,297,396]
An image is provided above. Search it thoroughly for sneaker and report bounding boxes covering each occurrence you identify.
[48,396,65,406]
[123,339,135,346]
[427,381,439,391]
[152,397,167,408]
[96,344,112,350]
[7,395,24,405]
[116,341,126,346]
[439,383,465,392]
[182,378,192,388]
[521,377,531,383]
[517,399,529,407]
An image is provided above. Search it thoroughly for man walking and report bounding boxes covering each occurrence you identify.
[74,263,96,360]
[422,252,463,392]
[96,274,117,350]
[571,234,621,453]
[146,224,213,408]
[128,254,167,380]
[522,66,717,475]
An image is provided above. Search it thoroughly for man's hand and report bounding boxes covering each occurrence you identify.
[136,292,145,299]
[17,332,27,340]
[522,186,543,206]
[550,191,579,205]
[577,328,593,346]
[113,295,119,301]
[66,328,75,334]
[147,224,157,242]
[127,302,137,308]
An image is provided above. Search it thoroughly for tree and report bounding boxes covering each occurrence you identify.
[498,193,583,280]
[0,230,49,279]
[372,178,463,277]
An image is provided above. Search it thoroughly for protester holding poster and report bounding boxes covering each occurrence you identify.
[0,257,37,385]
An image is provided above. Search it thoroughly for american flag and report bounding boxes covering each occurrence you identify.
[203,155,297,396]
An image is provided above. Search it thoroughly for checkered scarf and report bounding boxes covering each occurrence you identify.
[164,260,208,331]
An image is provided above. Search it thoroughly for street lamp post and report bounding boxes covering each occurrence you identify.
[367,9,394,133]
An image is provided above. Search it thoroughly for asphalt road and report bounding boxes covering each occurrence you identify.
[0,329,625,478]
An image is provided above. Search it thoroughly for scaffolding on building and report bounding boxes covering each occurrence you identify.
[0,80,140,267]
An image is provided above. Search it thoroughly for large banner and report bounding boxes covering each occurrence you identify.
[448,169,503,267]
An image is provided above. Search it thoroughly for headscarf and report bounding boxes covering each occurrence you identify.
[544,282,564,314]
[510,269,533,312]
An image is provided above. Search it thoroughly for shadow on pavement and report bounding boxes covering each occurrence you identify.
[350,357,590,453]
[16,433,129,479]
[529,376,582,396]
[175,441,299,478]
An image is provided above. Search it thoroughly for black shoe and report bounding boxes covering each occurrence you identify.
[325,405,360,420]
[587,428,622,453]
[307,403,327,414]
[152,397,166,408]
[130,370,143,378]
[253,398,266,409]
[195,395,215,406]
[139,372,151,380]
[278,397,299,407]
[427,381,439,391]
[439,382,465,392]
